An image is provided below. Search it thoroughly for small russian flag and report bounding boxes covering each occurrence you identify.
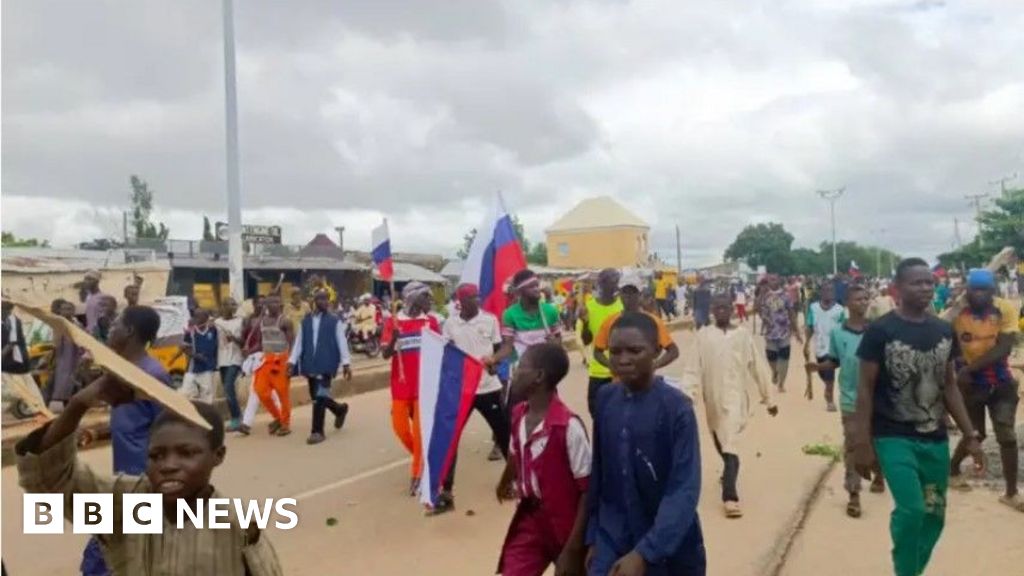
[417,330,484,508]
[371,219,394,282]
[459,192,527,320]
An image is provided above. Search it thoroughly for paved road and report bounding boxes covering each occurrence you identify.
[3,325,1019,575]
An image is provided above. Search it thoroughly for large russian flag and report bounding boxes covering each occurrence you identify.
[459,193,527,319]
[371,219,394,281]
[418,330,484,508]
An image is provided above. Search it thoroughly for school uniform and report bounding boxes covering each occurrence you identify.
[499,396,591,576]
[586,378,706,576]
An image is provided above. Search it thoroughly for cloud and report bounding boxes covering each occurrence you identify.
[3,0,1023,267]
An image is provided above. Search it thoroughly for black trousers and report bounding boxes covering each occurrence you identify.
[307,375,347,435]
[444,390,511,491]
[713,433,740,502]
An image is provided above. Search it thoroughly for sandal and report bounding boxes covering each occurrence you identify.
[724,501,743,519]
[998,494,1024,513]
[949,474,972,492]
[846,495,862,518]
[869,479,885,494]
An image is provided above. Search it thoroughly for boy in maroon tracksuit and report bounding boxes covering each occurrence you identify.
[496,343,591,576]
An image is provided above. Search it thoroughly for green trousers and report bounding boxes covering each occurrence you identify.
[874,436,950,576]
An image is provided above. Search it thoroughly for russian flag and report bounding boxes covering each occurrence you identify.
[418,330,484,508]
[459,193,527,319]
[848,260,861,277]
[371,220,394,281]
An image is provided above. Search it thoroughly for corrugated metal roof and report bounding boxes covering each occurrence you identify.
[167,255,367,272]
[546,196,649,233]
[1,248,167,273]
[375,262,447,283]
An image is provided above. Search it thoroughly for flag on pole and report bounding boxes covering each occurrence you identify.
[848,260,861,277]
[417,330,484,508]
[371,220,394,281]
[459,192,527,319]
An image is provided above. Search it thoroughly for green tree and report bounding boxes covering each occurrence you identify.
[457,214,529,259]
[202,216,215,241]
[1,231,49,247]
[938,188,1023,269]
[724,222,795,274]
[818,241,901,276]
[129,175,169,240]
[527,242,548,266]
[789,247,825,275]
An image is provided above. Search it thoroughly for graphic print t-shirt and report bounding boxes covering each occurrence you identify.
[857,312,956,441]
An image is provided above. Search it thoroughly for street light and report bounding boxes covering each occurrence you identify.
[817,187,846,275]
[223,0,244,302]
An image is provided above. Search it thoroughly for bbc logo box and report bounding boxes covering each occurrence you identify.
[24,493,163,535]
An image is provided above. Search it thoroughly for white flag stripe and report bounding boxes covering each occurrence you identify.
[417,329,445,507]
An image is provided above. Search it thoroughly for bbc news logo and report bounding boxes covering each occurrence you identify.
[24,494,298,534]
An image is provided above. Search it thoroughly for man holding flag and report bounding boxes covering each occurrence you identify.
[383,282,442,497]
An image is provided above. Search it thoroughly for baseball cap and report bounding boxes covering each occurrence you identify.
[620,272,644,291]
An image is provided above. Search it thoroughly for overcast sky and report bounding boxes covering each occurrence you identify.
[3,0,1022,266]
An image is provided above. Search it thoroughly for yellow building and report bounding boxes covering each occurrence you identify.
[545,196,650,269]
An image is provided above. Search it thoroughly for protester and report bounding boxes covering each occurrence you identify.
[867,283,896,321]
[758,275,803,393]
[577,268,623,420]
[285,289,311,330]
[382,281,442,496]
[692,280,712,330]
[81,269,105,333]
[805,284,884,518]
[495,343,590,576]
[290,289,353,445]
[215,297,245,432]
[353,294,379,339]
[494,269,563,377]
[947,269,1021,512]
[180,308,218,404]
[91,294,118,342]
[804,283,846,411]
[2,301,30,375]
[586,312,705,576]
[437,283,510,515]
[733,284,748,323]
[853,258,985,576]
[16,384,283,574]
[82,305,173,575]
[46,299,83,411]
[695,293,777,519]
[653,272,671,319]
[123,283,141,307]
[593,271,679,379]
[240,295,279,436]
[246,294,294,437]
[933,277,950,313]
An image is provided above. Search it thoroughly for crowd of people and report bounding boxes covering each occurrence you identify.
[3,254,1022,576]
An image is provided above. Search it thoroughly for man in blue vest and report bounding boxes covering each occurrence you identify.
[289,289,354,445]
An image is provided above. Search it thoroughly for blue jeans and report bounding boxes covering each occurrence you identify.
[219,365,242,420]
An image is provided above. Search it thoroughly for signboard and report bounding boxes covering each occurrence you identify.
[215,222,282,245]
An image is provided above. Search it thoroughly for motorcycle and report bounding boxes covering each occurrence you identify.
[347,324,381,358]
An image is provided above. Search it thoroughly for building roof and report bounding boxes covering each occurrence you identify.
[299,234,346,259]
[167,255,367,272]
[546,196,649,233]
[1,247,168,273]
[376,262,447,284]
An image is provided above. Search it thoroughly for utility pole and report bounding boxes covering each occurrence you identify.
[335,226,346,253]
[953,217,962,249]
[675,224,682,274]
[223,0,244,302]
[817,187,846,275]
[122,211,129,245]
[989,172,1018,197]
[965,192,990,248]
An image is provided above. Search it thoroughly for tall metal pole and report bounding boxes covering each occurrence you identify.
[675,224,682,274]
[817,187,845,275]
[223,0,244,302]
[965,192,989,249]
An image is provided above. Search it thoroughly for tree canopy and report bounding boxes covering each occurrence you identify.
[129,175,169,240]
[938,188,1023,270]
[724,222,900,276]
[1,231,49,248]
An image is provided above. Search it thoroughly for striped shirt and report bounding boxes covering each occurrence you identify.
[17,431,283,576]
[501,302,562,359]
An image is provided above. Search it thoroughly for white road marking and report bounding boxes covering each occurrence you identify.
[291,457,411,501]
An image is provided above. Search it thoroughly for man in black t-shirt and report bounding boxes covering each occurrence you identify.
[852,258,985,576]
